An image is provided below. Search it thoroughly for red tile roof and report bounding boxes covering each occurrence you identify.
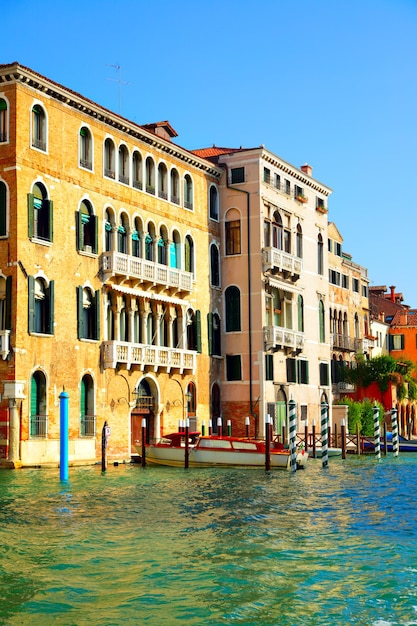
[191,146,246,158]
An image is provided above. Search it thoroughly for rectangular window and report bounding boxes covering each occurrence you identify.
[285,179,291,195]
[298,360,309,384]
[353,278,359,293]
[329,269,341,286]
[286,358,297,383]
[274,173,281,189]
[342,274,349,289]
[390,334,404,350]
[335,242,342,256]
[294,185,304,201]
[226,354,242,381]
[225,220,241,255]
[263,167,271,184]
[231,167,245,184]
[265,354,273,381]
[328,239,332,252]
[319,362,329,386]
[316,197,325,210]
[300,405,308,421]
[362,284,368,297]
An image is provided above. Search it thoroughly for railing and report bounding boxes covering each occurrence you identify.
[263,325,304,352]
[0,329,10,359]
[331,333,356,351]
[263,247,302,278]
[81,414,96,437]
[119,174,129,185]
[101,341,196,373]
[146,185,155,195]
[133,180,143,190]
[184,200,193,210]
[336,382,355,392]
[158,190,168,200]
[134,395,154,411]
[30,414,48,438]
[32,138,46,151]
[100,251,193,292]
[171,195,180,205]
[105,168,115,179]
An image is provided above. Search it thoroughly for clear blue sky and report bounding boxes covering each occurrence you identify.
[4,0,417,306]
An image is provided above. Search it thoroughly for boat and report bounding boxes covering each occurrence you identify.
[364,432,417,453]
[136,432,308,469]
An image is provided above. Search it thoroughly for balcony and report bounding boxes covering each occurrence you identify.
[331,333,356,352]
[0,330,10,359]
[100,252,193,293]
[263,247,302,280]
[264,325,304,352]
[336,382,355,393]
[101,341,196,373]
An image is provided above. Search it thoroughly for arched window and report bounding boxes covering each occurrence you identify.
[80,374,95,436]
[0,180,7,236]
[32,104,47,151]
[319,299,325,343]
[170,168,180,204]
[79,127,93,170]
[118,213,128,254]
[132,217,142,258]
[106,292,114,341]
[132,151,143,189]
[318,233,324,275]
[145,157,155,194]
[186,382,196,422]
[28,182,52,242]
[296,224,303,258]
[297,295,304,332]
[158,163,168,200]
[184,174,193,209]
[211,383,221,421]
[184,235,194,274]
[225,286,241,331]
[0,275,11,332]
[104,138,115,179]
[209,185,219,220]
[210,244,220,287]
[208,312,221,356]
[28,276,54,335]
[77,286,100,341]
[170,230,181,269]
[0,98,9,143]
[77,199,97,253]
[104,208,113,252]
[186,309,201,352]
[354,313,360,338]
[120,296,128,342]
[272,211,283,250]
[118,144,129,184]
[158,230,167,265]
[30,370,47,437]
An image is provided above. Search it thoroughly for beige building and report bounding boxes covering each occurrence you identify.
[327,222,373,399]
[193,147,333,437]
[0,62,221,467]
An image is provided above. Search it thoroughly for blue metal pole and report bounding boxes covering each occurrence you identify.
[59,390,69,481]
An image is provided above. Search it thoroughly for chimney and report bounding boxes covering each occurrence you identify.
[399,311,408,325]
[301,163,312,177]
[389,286,396,302]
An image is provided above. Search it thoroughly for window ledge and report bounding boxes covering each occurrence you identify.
[29,332,54,338]
[30,237,52,247]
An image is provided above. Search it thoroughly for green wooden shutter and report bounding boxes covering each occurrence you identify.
[48,281,54,334]
[48,200,53,242]
[92,215,98,254]
[30,374,38,416]
[94,290,100,340]
[80,377,86,418]
[0,182,6,236]
[196,310,202,353]
[77,286,84,339]
[27,194,34,239]
[286,358,297,383]
[28,275,35,333]
[207,312,213,356]
[5,276,12,330]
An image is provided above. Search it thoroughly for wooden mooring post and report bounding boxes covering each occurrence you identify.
[356,422,361,455]
[341,419,346,459]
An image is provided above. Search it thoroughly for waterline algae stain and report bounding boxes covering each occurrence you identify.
[1,458,417,625]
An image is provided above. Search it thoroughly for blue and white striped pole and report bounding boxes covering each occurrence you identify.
[321,401,329,468]
[373,404,380,460]
[391,407,399,457]
[289,398,297,473]
[59,389,69,482]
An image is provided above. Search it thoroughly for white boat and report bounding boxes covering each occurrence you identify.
[136,433,308,469]
[308,447,342,458]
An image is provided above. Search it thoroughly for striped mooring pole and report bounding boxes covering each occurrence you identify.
[391,406,399,457]
[289,398,297,473]
[373,404,381,460]
[321,401,329,468]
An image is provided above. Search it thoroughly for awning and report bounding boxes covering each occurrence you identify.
[109,284,190,307]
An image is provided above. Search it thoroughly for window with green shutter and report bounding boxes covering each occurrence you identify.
[0,181,7,236]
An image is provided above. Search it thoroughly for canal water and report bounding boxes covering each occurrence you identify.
[1,456,417,625]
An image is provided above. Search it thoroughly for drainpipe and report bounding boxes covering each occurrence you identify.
[224,166,256,435]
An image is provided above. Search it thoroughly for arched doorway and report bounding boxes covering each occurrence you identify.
[131,378,156,450]
[275,386,287,439]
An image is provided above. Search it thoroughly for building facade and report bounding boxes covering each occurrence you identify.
[0,62,222,466]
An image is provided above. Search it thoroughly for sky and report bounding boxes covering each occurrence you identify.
[3,0,417,306]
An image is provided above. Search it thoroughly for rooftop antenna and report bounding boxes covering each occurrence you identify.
[106,64,131,115]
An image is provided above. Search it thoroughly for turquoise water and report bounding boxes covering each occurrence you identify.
[1,456,417,625]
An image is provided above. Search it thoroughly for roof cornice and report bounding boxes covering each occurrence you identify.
[0,62,222,178]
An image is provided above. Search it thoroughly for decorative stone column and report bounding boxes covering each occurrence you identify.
[3,381,25,469]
